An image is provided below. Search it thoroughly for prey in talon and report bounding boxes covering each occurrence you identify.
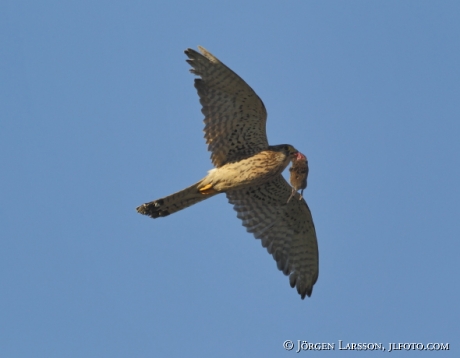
[288,152,309,202]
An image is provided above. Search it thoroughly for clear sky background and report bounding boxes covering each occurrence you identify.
[1,1,459,357]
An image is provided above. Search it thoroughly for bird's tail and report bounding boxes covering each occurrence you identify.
[136,179,219,219]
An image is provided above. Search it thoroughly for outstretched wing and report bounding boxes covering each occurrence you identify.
[185,46,269,168]
[226,175,319,299]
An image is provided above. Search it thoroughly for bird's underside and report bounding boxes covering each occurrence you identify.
[137,46,319,299]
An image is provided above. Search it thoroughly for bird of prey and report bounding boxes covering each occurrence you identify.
[288,152,309,202]
[137,46,318,299]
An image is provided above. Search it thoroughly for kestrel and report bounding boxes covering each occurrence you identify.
[137,46,318,299]
[288,152,309,202]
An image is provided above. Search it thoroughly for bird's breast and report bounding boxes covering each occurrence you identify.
[207,150,289,192]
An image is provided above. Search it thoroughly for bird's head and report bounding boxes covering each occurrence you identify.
[270,144,300,158]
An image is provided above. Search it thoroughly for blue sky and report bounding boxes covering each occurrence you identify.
[1,1,459,357]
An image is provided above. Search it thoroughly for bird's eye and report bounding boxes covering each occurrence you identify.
[284,145,289,151]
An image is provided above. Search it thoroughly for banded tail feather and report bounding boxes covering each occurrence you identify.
[136,180,219,218]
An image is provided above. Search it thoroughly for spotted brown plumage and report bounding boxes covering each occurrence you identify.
[136,46,319,299]
[227,175,318,298]
[185,46,269,168]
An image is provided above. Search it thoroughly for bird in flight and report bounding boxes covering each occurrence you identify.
[137,46,318,299]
